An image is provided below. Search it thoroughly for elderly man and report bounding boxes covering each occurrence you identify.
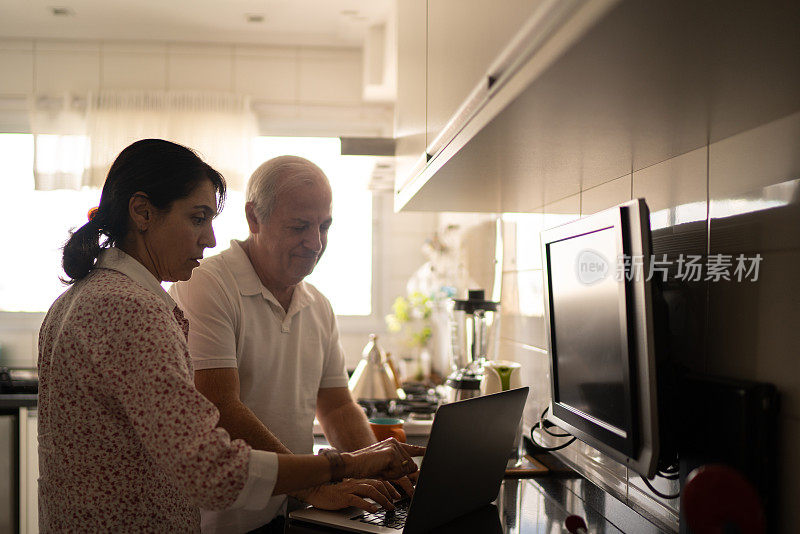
[170,156,411,534]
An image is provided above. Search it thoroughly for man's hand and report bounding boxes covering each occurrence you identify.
[343,438,426,480]
[391,472,419,497]
[295,479,402,513]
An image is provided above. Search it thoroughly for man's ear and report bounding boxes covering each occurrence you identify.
[245,202,261,234]
[129,192,152,232]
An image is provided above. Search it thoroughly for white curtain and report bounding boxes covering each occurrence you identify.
[86,91,257,190]
[29,94,90,191]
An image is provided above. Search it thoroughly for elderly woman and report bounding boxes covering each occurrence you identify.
[37,139,422,532]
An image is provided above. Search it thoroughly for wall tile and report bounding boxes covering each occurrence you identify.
[498,339,550,429]
[580,173,632,216]
[709,111,800,200]
[706,248,800,418]
[500,218,517,272]
[499,270,546,350]
[501,212,543,272]
[234,47,298,102]
[0,49,34,94]
[636,149,709,372]
[633,146,707,230]
[457,218,499,297]
[298,48,362,105]
[777,416,800,532]
[708,157,800,418]
[710,179,800,255]
[542,193,580,230]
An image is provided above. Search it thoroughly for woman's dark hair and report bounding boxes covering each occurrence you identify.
[62,139,226,284]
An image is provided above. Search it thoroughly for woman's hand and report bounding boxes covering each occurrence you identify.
[342,438,426,481]
[295,478,402,512]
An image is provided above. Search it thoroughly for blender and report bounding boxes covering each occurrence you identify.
[445,289,500,402]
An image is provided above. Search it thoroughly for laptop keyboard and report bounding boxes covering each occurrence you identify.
[354,499,411,530]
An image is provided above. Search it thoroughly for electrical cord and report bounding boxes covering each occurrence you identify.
[541,420,571,438]
[658,462,680,475]
[640,474,681,500]
[529,408,681,499]
[529,407,577,452]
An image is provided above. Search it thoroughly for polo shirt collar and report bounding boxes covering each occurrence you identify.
[96,247,177,309]
[225,240,264,297]
[225,240,316,314]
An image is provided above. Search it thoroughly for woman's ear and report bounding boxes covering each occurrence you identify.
[129,192,152,232]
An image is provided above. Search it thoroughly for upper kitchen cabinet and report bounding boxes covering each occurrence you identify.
[395,0,800,212]
[394,0,427,192]
[394,0,551,195]
[425,0,542,155]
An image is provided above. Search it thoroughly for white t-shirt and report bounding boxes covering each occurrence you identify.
[169,240,349,533]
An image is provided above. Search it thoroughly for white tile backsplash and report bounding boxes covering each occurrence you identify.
[709,111,800,200]
[706,249,800,419]
[580,173,632,216]
[501,109,800,529]
[633,146,707,229]
[542,193,580,230]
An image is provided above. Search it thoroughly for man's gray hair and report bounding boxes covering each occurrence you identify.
[246,155,328,222]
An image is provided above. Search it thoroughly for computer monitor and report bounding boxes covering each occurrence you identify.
[541,199,660,478]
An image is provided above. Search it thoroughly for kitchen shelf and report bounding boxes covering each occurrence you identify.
[395,0,800,212]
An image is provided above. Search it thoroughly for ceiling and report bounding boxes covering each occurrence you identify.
[0,0,392,47]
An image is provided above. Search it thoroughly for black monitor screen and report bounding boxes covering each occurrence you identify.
[548,226,632,442]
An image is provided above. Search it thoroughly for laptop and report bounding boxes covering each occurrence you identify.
[289,387,529,533]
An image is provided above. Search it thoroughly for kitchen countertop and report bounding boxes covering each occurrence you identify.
[287,474,671,534]
[299,436,670,533]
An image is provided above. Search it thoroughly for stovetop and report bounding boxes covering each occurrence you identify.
[313,383,441,437]
[0,367,38,394]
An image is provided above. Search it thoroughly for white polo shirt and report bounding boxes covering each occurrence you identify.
[169,240,349,533]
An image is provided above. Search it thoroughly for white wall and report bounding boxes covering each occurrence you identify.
[0,38,393,137]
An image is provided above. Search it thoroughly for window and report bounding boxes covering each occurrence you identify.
[247,137,374,316]
[0,134,375,317]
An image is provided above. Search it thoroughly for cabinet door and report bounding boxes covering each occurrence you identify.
[18,408,38,534]
[0,414,14,533]
[426,0,542,154]
[25,410,38,534]
[395,0,428,190]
